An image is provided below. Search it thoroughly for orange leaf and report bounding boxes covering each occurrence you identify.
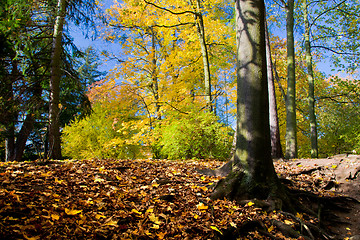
[197,202,208,211]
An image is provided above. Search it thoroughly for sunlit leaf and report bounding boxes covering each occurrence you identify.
[149,213,162,225]
[156,232,166,240]
[247,201,254,207]
[197,202,208,211]
[131,209,142,215]
[284,220,294,225]
[95,214,106,220]
[105,220,118,226]
[55,178,64,184]
[23,235,41,240]
[65,208,82,215]
[51,214,60,220]
[146,207,154,213]
[94,177,105,183]
[151,224,160,229]
[210,226,223,235]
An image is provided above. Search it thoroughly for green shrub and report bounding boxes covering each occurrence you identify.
[157,111,233,160]
[62,103,141,159]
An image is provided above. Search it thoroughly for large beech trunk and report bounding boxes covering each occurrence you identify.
[211,0,288,203]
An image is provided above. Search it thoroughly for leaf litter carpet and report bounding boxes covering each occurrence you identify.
[0,157,359,239]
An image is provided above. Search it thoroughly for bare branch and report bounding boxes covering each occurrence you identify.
[311,45,360,56]
[143,0,196,15]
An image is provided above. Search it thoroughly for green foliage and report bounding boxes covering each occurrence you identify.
[157,111,233,160]
[317,77,360,156]
[62,103,141,160]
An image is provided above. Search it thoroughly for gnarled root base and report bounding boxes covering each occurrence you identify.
[210,168,333,239]
[210,168,294,212]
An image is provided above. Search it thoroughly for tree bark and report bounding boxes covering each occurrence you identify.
[266,21,283,159]
[212,0,286,202]
[304,0,318,158]
[48,0,67,159]
[285,0,297,159]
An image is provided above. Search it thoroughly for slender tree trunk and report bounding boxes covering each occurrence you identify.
[12,113,35,161]
[304,0,318,158]
[285,0,297,159]
[5,53,18,162]
[150,27,161,120]
[5,125,15,162]
[11,80,43,161]
[212,0,286,202]
[266,22,284,159]
[48,0,66,159]
[195,0,212,112]
[5,82,15,162]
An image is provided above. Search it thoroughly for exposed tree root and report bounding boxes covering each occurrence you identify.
[197,160,360,239]
[220,220,279,240]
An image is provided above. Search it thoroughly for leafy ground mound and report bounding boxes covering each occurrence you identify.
[0,157,359,239]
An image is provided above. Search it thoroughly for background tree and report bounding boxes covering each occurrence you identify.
[284,0,297,159]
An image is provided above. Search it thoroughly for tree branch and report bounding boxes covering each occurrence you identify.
[311,45,360,55]
[143,0,196,15]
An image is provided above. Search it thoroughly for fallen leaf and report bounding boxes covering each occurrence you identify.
[197,202,208,211]
[94,177,105,183]
[23,235,41,240]
[284,220,294,225]
[156,232,166,240]
[51,214,60,220]
[65,208,82,215]
[247,201,255,207]
[105,220,118,226]
[151,224,160,229]
[149,213,162,225]
[131,209,142,215]
[210,226,223,235]
[95,214,106,220]
[146,207,154,213]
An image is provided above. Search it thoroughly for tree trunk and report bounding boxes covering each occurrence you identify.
[4,59,17,162]
[212,0,287,202]
[195,0,212,112]
[266,21,283,159]
[12,113,35,161]
[48,0,66,159]
[150,27,161,120]
[5,125,15,162]
[304,0,318,158]
[285,0,297,159]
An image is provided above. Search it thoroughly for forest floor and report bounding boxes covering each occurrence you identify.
[0,155,359,240]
